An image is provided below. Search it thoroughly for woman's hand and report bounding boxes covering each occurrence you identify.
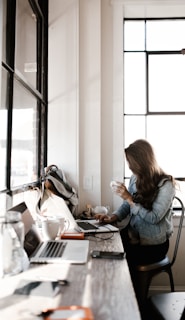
[94,214,118,224]
[116,184,130,199]
[112,182,133,205]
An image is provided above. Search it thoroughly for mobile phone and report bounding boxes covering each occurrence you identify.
[91,250,125,260]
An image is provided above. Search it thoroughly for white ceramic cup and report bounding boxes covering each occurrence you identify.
[93,206,109,215]
[57,217,68,237]
[110,181,123,193]
[42,218,60,240]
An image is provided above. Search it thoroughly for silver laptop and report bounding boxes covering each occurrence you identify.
[39,192,119,234]
[8,202,89,264]
[29,238,89,264]
[60,208,119,233]
[75,219,119,233]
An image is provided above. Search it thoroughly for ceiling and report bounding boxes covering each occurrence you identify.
[111,0,185,18]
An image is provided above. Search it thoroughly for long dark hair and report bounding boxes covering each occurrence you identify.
[125,139,175,210]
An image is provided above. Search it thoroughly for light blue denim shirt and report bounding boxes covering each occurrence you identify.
[114,175,176,245]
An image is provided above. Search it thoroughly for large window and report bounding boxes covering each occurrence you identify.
[124,18,185,200]
[124,18,185,194]
[0,0,48,195]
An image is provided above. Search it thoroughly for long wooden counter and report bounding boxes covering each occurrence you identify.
[0,232,141,320]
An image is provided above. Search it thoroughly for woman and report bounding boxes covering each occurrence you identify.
[95,139,176,313]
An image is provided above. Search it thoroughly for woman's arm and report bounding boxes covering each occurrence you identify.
[95,176,136,223]
[130,180,175,224]
[112,175,136,221]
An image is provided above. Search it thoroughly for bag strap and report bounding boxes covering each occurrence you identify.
[45,164,58,175]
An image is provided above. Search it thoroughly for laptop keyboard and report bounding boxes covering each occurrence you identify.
[77,221,98,230]
[38,241,66,258]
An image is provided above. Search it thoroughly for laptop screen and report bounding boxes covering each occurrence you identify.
[8,202,42,257]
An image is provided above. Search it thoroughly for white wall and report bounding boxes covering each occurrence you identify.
[48,0,185,289]
[0,0,2,107]
[48,0,124,214]
[48,0,79,194]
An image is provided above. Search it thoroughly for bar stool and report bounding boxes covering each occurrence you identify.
[136,197,185,304]
[149,291,185,320]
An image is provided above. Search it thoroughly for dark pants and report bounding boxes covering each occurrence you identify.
[120,226,169,266]
[120,226,169,319]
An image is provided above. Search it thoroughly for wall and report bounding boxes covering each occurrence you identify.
[48,0,124,214]
[0,0,2,113]
[48,0,185,290]
[48,0,79,197]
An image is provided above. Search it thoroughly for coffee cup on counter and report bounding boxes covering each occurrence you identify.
[42,218,60,240]
[93,206,109,215]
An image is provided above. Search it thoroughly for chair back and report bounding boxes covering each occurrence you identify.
[171,196,185,266]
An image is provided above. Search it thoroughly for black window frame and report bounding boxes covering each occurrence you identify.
[0,0,48,197]
[123,17,185,183]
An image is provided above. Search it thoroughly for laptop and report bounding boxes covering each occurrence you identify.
[75,219,119,233]
[8,202,89,264]
[39,192,119,234]
[49,200,119,233]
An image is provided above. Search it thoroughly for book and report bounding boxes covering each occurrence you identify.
[42,306,94,320]
[61,232,85,240]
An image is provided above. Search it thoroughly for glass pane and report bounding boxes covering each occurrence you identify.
[175,180,185,205]
[149,54,185,112]
[0,193,8,216]
[0,68,8,190]
[11,80,38,187]
[147,115,185,178]
[124,53,146,114]
[124,115,146,177]
[15,0,37,88]
[146,20,185,51]
[124,21,145,51]
[2,0,6,62]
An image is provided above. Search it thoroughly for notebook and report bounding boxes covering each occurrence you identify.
[8,202,89,264]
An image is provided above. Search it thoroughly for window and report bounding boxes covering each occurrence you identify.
[124,18,185,197]
[11,80,38,187]
[0,68,8,190]
[0,0,48,195]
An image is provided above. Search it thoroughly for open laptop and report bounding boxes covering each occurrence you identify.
[39,192,119,234]
[8,202,89,264]
[60,204,119,234]
[75,219,119,233]
[63,209,119,234]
